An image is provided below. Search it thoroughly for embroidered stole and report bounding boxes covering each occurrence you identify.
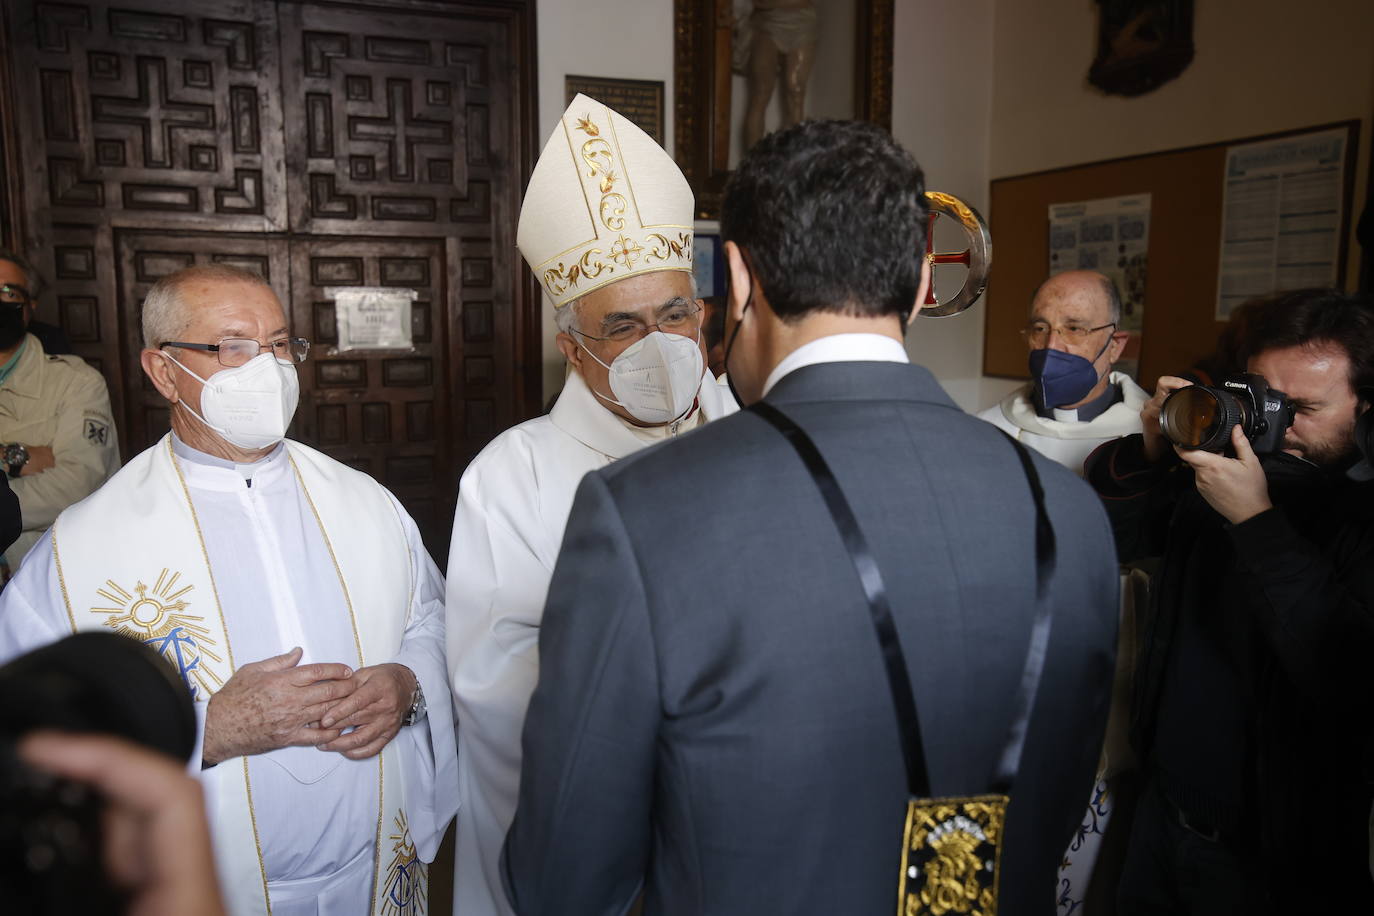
[51,436,429,916]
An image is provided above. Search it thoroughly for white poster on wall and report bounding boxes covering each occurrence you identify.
[1047,193,1151,378]
[1215,127,1347,320]
[327,287,415,351]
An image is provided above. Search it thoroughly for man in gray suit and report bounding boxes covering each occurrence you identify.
[503,120,1119,916]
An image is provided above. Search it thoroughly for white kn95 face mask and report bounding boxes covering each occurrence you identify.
[165,351,300,450]
[581,330,705,425]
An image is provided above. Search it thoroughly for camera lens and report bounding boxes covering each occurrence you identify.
[1160,386,1246,452]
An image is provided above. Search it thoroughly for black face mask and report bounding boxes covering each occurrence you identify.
[0,305,27,351]
[721,266,755,409]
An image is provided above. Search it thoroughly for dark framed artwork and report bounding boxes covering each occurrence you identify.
[1088,0,1195,96]
[674,0,894,219]
[565,75,665,146]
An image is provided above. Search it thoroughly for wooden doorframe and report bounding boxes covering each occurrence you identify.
[0,5,27,255]
[0,0,544,423]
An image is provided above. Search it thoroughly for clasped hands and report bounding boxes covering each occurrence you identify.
[202,647,417,766]
[1143,375,1273,525]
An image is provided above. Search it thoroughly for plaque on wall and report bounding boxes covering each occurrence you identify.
[565,76,665,146]
[326,287,416,352]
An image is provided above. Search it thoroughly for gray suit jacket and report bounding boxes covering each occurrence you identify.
[505,361,1119,916]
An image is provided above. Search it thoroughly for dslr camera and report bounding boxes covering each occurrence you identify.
[1159,372,1295,454]
[0,632,195,915]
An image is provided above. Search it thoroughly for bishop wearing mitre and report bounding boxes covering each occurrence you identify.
[446,94,737,915]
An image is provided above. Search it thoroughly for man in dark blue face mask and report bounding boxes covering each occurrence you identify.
[978,270,1147,476]
[980,270,1149,910]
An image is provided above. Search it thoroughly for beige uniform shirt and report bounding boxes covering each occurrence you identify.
[0,334,119,567]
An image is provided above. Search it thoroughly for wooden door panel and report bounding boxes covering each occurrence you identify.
[278,3,522,472]
[7,0,288,428]
[289,235,454,555]
[3,0,537,565]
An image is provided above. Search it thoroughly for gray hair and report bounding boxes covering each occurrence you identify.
[1100,274,1123,326]
[142,263,271,349]
[0,247,42,299]
[554,297,583,336]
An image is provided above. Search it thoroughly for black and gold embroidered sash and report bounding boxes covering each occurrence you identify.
[751,401,1055,916]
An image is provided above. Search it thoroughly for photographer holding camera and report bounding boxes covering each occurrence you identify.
[1085,288,1374,913]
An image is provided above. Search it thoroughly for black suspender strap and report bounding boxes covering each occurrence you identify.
[750,400,1055,799]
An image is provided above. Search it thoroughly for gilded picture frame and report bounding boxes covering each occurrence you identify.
[674,0,894,220]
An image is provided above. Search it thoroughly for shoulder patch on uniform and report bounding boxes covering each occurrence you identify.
[84,417,110,446]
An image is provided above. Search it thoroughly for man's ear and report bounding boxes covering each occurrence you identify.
[725,241,751,323]
[1107,329,1130,365]
[555,331,583,373]
[905,257,932,327]
[140,348,180,403]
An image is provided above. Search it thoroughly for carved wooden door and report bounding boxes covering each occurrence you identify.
[2,0,537,561]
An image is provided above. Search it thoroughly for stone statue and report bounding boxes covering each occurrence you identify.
[733,0,818,152]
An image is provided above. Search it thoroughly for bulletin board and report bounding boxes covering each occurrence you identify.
[983,121,1360,389]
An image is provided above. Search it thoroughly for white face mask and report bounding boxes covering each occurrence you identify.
[581,330,705,425]
[165,351,300,450]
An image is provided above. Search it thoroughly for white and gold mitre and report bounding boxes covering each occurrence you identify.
[517,93,694,308]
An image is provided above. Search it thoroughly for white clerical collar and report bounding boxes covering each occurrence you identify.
[171,432,291,492]
[762,333,909,397]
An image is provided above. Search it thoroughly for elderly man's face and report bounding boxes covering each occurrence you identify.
[1025,271,1127,408]
[162,279,290,416]
[555,271,705,426]
[1249,343,1360,468]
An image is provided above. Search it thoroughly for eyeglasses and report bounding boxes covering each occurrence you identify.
[573,299,702,345]
[160,337,311,367]
[0,284,31,306]
[1019,321,1116,347]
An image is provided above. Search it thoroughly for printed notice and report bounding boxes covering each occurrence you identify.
[1215,128,1347,320]
[1048,193,1151,378]
[328,287,415,351]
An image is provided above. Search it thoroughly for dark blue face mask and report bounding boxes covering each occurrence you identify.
[1028,335,1113,410]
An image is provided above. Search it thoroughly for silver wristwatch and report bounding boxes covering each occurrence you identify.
[3,443,28,479]
[401,680,427,727]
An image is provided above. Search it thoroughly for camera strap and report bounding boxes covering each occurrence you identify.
[750,400,1056,914]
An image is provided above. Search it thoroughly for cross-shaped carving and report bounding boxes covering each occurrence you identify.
[349,78,451,182]
[92,57,214,169]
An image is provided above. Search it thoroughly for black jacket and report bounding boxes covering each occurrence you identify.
[1087,434,1374,906]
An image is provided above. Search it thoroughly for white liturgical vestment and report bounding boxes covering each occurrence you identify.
[977,371,1149,476]
[0,434,458,916]
[447,367,736,915]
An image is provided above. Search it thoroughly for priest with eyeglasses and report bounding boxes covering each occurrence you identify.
[979,270,1148,476]
[445,94,737,915]
[0,263,457,916]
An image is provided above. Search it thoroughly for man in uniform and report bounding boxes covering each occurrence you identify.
[979,270,1147,475]
[446,94,736,915]
[0,248,119,569]
[0,264,457,916]
[504,119,1118,915]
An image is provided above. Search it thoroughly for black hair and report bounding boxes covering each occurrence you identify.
[1238,288,1374,393]
[720,119,927,322]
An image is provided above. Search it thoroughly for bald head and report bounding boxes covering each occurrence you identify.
[1030,270,1121,327]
